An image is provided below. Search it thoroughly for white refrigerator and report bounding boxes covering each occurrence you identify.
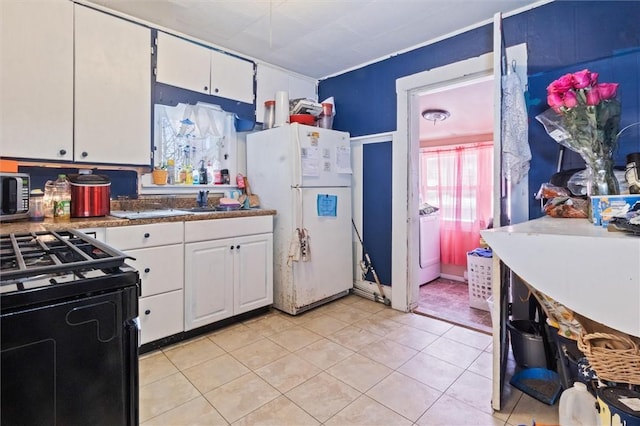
[247,123,353,315]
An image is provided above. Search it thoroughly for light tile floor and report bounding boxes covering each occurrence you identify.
[139,294,559,425]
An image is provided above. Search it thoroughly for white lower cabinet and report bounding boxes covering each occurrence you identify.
[105,222,184,345]
[184,217,273,331]
[138,291,184,345]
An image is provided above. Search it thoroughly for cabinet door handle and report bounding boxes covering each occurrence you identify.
[144,309,151,315]
[236,245,240,250]
[214,87,219,93]
[204,86,208,92]
[144,233,150,238]
[59,149,67,156]
[81,151,88,158]
[230,245,234,250]
[144,267,150,273]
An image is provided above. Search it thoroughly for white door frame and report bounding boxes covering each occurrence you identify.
[394,52,496,312]
[395,44,528,412]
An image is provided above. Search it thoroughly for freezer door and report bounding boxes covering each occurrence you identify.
[293,124,352,188]
[291,187,353,309]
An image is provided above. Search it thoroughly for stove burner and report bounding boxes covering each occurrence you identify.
[0,230,133,282]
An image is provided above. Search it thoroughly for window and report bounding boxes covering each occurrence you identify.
[419,142,493,265]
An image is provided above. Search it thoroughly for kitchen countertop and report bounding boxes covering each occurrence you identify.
[0,208,277,235]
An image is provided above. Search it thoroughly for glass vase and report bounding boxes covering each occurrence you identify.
[586,157,619,196]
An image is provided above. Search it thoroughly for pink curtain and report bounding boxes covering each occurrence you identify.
[419,142,493,266]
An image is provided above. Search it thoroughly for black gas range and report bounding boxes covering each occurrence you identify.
[1,229,140,425]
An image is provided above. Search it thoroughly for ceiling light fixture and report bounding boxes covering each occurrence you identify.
[421,109,450,124]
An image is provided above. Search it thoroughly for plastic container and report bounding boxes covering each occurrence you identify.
[29,189,45,222]
[318,102,334,129]
[274,90,289,127]
[52,174,71,221]
[507,319,548,368]
[467,248,492,311]
[559,382,599,426]
[263,100,275,129]
[43,180,55,218]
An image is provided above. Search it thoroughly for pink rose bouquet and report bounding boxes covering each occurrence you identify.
[537,69,621,195]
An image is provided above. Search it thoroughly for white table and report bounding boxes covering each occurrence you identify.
[481,216,640,338]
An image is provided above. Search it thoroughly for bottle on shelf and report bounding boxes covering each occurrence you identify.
[198,160,208,185]
[52,174,71,221]
[166,159,175,185]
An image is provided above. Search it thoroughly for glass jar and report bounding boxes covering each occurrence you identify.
[29,189,45,222]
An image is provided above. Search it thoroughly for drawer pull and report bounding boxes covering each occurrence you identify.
[144,268,150,273]
[144,309,151,315]
[144,233,150,238]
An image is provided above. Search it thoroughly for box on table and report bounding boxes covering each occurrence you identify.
[590,194,640,227]
[467,249,492,311]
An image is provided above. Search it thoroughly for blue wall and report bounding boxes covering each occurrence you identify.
[319,0,640,285]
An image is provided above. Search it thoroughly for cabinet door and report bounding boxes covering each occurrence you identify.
[184,239,234,330]
[0,0,73,161]
[255,64,317,123]
[156,32,210,95]
[234,233,273,315]
[139,290,184,345]
[126,244,183,297]
[210,50,254,104]
[74,5,151,165]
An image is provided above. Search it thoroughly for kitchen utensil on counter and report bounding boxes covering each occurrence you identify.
[244,177,260,208]
[197,190,209,207]
[68,173,111,218]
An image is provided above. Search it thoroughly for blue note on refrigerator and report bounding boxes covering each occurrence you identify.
[317,194,337,217]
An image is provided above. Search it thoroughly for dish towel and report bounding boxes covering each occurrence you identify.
[501,71,531,184]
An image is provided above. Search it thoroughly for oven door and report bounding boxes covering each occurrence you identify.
[1,285,139,425]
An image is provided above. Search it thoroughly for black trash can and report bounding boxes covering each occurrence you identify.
[507,320,548,368]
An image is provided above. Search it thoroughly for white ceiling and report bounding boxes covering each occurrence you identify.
[418,78,494,143]
[83,0,540,142]
[84,0,541,80]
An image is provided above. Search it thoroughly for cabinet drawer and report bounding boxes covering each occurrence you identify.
[127,245,183,297]
[106,222,183,250]
[184,216,272,242]
[139,290,183,345]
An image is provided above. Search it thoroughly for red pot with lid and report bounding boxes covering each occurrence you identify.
[68,173,111,218]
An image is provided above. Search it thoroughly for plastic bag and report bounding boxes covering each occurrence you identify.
[543,197,589,218]
[535,183,570,200]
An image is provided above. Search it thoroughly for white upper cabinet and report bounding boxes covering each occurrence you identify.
[255,64,317,123]
[156,32,254,104]
[74,5,151,165]
[0,0,73,161]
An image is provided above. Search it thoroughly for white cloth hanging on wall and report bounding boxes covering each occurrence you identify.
[501,71,531,184]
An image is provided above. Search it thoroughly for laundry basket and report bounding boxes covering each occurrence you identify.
[467,248,492,311]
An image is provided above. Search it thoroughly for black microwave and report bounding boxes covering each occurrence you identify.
[1,173,30,221]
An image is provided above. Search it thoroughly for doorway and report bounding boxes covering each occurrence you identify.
[411,76,495,333]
